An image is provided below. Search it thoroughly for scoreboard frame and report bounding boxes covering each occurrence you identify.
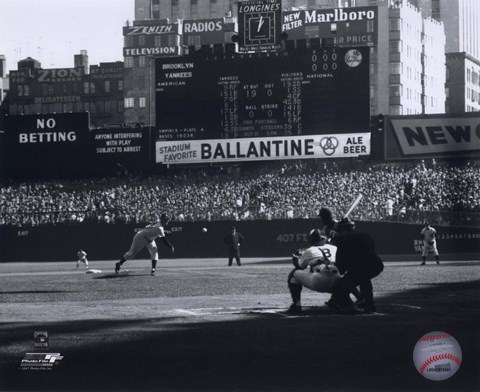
[155,45,370,144]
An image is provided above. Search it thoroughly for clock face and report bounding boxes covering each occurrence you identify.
[244,12,277,46]
[238,0,282,52]
[245,12,275,44]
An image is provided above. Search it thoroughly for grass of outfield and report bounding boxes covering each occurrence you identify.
[0,258,479,392]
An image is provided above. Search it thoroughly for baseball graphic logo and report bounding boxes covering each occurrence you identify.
[345,49,362,67]
[413,331,462,381]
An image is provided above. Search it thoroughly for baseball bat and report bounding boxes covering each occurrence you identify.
[343,194,363,218]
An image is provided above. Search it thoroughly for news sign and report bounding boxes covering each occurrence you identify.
[385,114,480,160]
[155,46,370,142]
[282,6,377,46]
[3,113,90,178]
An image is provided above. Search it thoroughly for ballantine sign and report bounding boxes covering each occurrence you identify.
[388,115,480,158]
[156,134,370,164]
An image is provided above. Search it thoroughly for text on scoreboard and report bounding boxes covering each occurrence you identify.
[155,46,370,141]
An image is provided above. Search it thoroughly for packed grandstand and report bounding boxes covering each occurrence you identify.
[1,159,479,227]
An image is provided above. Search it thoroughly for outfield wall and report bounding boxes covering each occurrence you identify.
[1,220,479,262]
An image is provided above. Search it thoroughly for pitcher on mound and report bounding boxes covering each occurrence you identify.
[115,213,174,276]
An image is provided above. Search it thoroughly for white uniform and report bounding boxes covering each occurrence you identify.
[76,250,88,269]
[297,243,337,268]
[292,244,341,293]
[123,222,166,261]
[421,226,439,256]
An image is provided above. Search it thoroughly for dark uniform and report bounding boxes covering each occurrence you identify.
[318,207,337,240]
[331,218,384,312]
[224,226,244,266]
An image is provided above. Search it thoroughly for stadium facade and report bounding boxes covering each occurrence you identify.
[124,0,448,126]
[1,0,479,172]
[4,0,479,126]
[433,0,480,113]
[5,53,125,128]
[0,55,7,105]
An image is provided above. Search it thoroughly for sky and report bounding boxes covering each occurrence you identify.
[0,0,134,74]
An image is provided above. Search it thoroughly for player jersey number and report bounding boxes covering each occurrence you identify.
[318,247,332,259]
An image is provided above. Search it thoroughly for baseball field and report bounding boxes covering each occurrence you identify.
[0,257,479,392]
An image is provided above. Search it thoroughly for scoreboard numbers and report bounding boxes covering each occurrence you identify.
[155,46,369,141]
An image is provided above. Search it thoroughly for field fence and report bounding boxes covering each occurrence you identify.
[3,205,479,228]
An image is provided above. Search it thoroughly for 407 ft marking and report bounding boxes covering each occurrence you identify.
[276,233,308,242]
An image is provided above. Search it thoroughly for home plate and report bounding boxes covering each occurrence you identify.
[86,269,102,274]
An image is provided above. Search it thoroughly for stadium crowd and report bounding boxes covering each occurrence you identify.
[1,159,479,227]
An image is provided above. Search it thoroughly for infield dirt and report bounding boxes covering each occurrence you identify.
[0,258,479,392]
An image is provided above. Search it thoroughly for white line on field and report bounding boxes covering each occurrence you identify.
[175,309,199,315]
[173,306,388,319]
[391,303,422,309]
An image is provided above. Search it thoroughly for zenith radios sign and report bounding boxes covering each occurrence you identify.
[238,0,282,52]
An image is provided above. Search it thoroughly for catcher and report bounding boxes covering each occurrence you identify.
[287,229,341,314]
[420,221,439,265]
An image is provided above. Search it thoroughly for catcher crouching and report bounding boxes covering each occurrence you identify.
[287,229,340,314]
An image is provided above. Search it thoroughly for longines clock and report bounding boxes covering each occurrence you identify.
[238,0,282,52]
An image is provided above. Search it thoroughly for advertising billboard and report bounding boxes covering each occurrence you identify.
[155,133,370,164]
[282,6,378,46]
[385,113,480,160]
[182,18,226,46]
[237,0,283,53]
[123,23,182,57]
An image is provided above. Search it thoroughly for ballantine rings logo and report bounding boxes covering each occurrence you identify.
[345,49,362,67]
[319,137,339,155]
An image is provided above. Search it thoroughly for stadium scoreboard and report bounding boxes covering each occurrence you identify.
[155,46,370,142]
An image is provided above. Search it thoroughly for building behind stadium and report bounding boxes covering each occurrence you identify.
[0,0,479,129]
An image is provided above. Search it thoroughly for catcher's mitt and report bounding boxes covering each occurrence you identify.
[291,250,300,268]
[428,240,434,245]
